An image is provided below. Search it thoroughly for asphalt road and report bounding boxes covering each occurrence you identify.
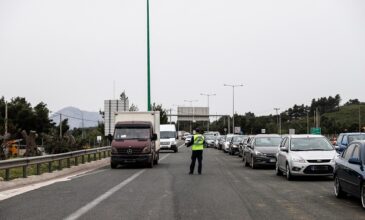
[1,142,365,220]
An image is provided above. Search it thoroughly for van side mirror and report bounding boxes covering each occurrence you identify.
[349,157,362,165]
[152,133,158,141]
[107,134,113,142]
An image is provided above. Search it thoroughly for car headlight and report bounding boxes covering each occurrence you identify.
[254,150,263,156]
[233,144,238,148]
[111,147,118,153]
[172,141,177,145]
[291,156,306,163]
[142,146,151,153]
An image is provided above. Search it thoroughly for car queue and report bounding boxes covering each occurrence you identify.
[191,131,365,209]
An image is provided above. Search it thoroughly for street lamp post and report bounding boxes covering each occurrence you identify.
[200,93,216,131]
[274,108,281,135]
[184,100,198,133]
[224,84,243,134]
[147,0,151,111]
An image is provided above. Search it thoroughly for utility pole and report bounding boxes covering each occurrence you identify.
[169,108,172,124]
[274,108,281,134]
[224,84,243,134]
[200,93,216,131]
[359,104,361,132]
[306,110,309,134]
[5,101,8,135]
[59,114,62,139]
[146,0,151,111]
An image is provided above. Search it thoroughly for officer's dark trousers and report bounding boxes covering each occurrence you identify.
[190,150,203,174]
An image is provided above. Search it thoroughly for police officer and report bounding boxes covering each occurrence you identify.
[187,128,205,175]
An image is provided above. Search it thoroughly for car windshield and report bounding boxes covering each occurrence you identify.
[348,134,365,143]
[226,137,233,142]
[233,136,244,142]
[114,128,150,140]
[255,137,282,147]
[160,131,176,139]
[205,135,215,140]
[290,137,334,151]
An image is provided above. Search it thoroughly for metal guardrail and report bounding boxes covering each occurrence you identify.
[0,146,111,181]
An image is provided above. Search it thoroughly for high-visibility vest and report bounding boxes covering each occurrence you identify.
[192,134,204,151]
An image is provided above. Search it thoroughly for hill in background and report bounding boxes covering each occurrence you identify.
[51,106,102,129]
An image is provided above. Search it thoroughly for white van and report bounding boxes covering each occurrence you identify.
[160,124,178,153]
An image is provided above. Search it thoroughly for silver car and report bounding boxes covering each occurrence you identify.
[276,134,337,180]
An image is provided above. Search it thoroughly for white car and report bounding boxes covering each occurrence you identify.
[185,135,193,145]
[276,134,337,180]
[223,134,235,153]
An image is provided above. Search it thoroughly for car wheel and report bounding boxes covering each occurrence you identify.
[286,163,292,181]
[361,183,365,209]
[275,162,282,176]
[111,162,117,169]
[251,157,256,169]
[334,175,345,198]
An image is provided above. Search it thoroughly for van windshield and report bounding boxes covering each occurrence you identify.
[114,128,150,140]
[161,131,176,139]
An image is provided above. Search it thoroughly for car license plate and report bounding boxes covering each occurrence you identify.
[125,159,136,163]
[312,166,327,171]
[270,158,276,162]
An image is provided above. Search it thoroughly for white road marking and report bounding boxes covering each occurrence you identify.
[64,152,173,220]
[0,170,92,201]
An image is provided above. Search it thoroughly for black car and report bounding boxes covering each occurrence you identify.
[242,134,282,169]
[229,135,245,155]
[334,140,365,208]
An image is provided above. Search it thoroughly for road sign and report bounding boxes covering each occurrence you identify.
[289,129,295,134]
[261,129,266,134]
[234,127,241,134]
[310,127,321,134]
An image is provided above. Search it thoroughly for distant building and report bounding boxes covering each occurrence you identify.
[104,100,129,136]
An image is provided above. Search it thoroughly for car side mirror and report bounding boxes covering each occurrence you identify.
[280,147,288,152]
[334,145,340,150]
[152,133,158,141]
[349,157,362,165]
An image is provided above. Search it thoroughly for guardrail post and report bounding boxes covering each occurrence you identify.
[103,151,106,158]
[36,164,41,175]
[98,152,101,160]
[67,158,70,168]
[75,157,78,166]
[48,162,52,172]
[82,155,85,164]
[23,165,27,178]
[88,154,91,162]
[58,160,62,170]
[94,153,97,161]
[5,169,10,181]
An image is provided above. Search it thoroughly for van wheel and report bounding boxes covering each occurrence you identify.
[361,183,365,209]
[154,152,159,165]
[147,154,154,168]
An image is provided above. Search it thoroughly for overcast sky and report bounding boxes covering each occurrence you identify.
[1,0,364,118]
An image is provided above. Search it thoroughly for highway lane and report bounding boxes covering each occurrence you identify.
[1,143,365,220]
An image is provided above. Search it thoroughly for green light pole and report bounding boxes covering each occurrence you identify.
[147,0,151,111]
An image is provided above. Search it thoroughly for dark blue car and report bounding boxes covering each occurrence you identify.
[334,140,365,208]
[335,133,365,152]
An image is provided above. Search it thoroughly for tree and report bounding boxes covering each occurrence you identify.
[129,103,139,112]
[345,99,360,106]
[151,103,168,124]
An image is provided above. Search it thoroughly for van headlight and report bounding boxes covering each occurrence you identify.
[142,146,151,153]
[111,147,118,153]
